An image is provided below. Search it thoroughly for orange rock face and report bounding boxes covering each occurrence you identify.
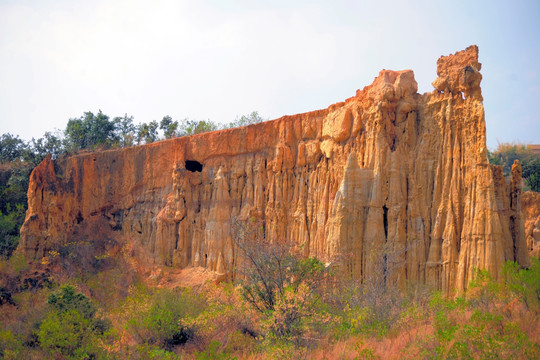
[19,46,529,293]
[522,191,540,258]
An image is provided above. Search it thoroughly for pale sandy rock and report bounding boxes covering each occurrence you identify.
[323,108,353,142]
[522,191,540,258]
[19,46,528,293]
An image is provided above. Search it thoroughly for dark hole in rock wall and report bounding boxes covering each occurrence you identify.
[185,160,203,172]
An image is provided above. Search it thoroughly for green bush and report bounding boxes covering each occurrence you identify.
[0,202,27,260]
[431,306,538,360]
[47,285,96,319]
[0,162,32,260]
[135,344,182,360]
[38,309,105,359]
[0,329,22,359]
[123,284,206,350]
[38,285,112,359]
[195,340,237,360]
[232,218,331,343]
[503,259,540,313]
[426,265,540,359]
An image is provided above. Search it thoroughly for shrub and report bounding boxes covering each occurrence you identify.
[503,259,540,313]
[38,309,101,359]
[466,268,503,311]
[38,285,112,359]
[232,218,332,343]
[47,285,96,319]
[0,203,26,260]
[431,305,538,359]
[122,284,206,350]
[425,266,540,359]
[195,340,237,360]
[182,283,260,351]
[0,329,22,359]
[135,344,182,360]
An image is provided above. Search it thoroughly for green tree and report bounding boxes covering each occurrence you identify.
[0,162,32,259]
[113,114,136,147]
[0,166,29,214]
[64,110,119,151]
[124,285,205,350]
[488,142,537,175]
[0,204,25,259]
[159,116,179,139]
[47,285,96,319]
[488,142,540,191]
[232,219,329,339]
[24,131,64,165]
[64,117,87,151]
[39,285,109,359]
[0,134,27,163]
[503,259,540,313]
[227,111,265,129]
[487,150,501,166]
[38,309,105,359]
[85,110,119,148]
[137,121,159,144]
[523,157,540,192]
[179,119,218,136]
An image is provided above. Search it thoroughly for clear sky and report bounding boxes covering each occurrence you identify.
[0,0,538,149]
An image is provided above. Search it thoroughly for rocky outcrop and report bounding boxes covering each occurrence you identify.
[19,46,529,293]
[522,191,540,258]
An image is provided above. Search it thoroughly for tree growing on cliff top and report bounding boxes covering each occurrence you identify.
[64,110,120,151]
[113,114,137,147]
[137,121,159,144]
[226,111,265,129]
[179,119,218,136]
[159,116,179,139]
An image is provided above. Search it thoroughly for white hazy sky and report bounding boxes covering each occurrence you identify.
[0,0,539,149]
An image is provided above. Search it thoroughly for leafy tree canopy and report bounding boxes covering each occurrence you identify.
[179,119,218,136]
[0,133,27,163]
[114,114,136,147]
[64,110,120,151]
[160,116,179,139]
[227,111,265,129]
[137,121,159,144]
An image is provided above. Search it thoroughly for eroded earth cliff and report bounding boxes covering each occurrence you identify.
[522,191,540,258]
[19,46,529,293]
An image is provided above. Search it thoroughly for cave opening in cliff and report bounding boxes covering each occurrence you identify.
[383,205,388,239]
[185,160,203,172]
